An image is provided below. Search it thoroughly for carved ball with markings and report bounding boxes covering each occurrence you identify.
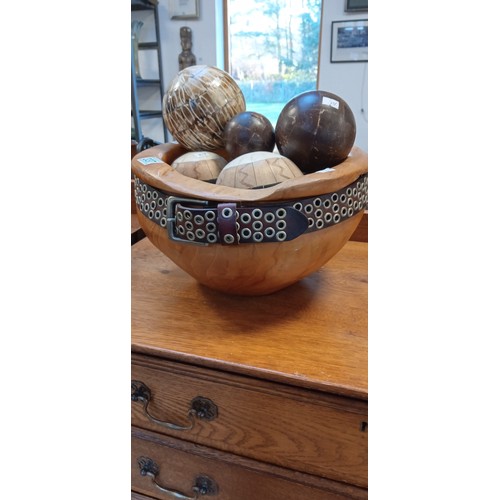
[163,65,246,151]
[216,151,303,189]
[172,151,227,182]
[275,90,356,173]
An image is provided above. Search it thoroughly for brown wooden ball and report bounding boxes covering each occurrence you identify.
[216,151,303,189]
[223,111,275,161]
[171,151,227,182]
[275,90,356,173]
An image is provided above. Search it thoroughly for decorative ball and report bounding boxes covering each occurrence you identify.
[275,90,356,173]
[171,151,227,182]
[223,111,275,160]
[163,65,246,151]
[216,151,303,189]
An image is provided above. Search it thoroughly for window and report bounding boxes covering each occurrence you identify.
[225,0,322,126]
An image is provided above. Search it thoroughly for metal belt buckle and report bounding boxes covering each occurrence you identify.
[166,196,210,246]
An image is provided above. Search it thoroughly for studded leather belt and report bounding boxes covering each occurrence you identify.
[133,174,368,246]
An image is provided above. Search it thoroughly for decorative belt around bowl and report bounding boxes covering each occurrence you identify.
[133,174,367,246]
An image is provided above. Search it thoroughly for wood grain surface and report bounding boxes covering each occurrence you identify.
[131,237,367,399]
[132,356,367,486]
[132,427,368,500]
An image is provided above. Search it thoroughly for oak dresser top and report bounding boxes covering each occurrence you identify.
[132,238,367,400]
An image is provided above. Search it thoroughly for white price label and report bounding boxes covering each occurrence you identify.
[137,156,164,165]
[322,97,340,109]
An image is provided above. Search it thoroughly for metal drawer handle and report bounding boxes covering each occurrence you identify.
[131,380,218,430]
[138,456,218,499]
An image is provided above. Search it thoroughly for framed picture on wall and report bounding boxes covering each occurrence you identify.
[168,0,200,20]
[345,0,368,13]
[330,19,368,63]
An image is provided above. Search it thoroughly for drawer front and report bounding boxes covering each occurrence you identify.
[131,357,367,487]
[132,427,367,500]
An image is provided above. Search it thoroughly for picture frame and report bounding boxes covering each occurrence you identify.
[344,0,368,13]
[330,19,368,63]
[168,0,200,20]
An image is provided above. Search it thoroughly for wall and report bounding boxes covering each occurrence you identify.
[132,0,368,151]
[318,1,368,152]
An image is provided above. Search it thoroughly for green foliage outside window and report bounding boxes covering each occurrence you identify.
[227,0,322,123]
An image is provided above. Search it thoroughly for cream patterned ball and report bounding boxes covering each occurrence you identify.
[163,65,246,151]
[216,151,303,189]
[171,151,227,182]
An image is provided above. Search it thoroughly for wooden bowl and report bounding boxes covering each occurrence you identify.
[131,143,368,295]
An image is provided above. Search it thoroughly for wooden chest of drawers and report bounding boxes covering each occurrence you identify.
[131,237,368,499]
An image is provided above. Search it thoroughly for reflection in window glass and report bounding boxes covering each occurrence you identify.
[226,0,322,126]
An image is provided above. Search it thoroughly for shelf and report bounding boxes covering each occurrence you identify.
[139,42,159,50]
[131,0,167,143]
[133,110,163,119]
[131,0,158,11]
[135,78,161,86]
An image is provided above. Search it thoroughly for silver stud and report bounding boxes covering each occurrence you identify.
[276,231,287,241]
[241,213,251,224]
[222,207,233,218]
[224,234,235,244]
[253,232,263,242]
[264,212,275,223]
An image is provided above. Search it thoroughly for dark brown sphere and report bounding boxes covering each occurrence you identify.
[275,90,356,173]
[223,111,275,160]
